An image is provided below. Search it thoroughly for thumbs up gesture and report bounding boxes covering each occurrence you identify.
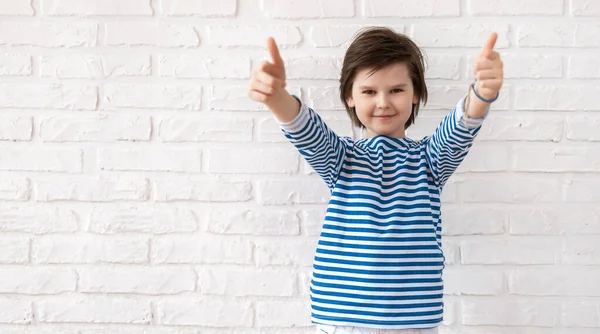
[473,32,504,101]
[248,37,288,106]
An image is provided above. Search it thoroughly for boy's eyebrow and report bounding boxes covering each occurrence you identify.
[358,83,408,89]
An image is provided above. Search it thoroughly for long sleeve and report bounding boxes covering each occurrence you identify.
[425,96,488,188]
[278,97,349,190]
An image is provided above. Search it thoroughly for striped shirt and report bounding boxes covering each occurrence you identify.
[278,96,486,329]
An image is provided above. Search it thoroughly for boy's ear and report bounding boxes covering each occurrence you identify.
[412,95,418,105]
[347,96,355,108]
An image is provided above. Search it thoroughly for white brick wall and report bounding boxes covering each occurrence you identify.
[0,0,597,333]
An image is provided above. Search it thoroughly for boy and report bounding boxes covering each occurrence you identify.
[248,27,503,333]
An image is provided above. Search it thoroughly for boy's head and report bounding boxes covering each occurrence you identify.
[339,27,428,138]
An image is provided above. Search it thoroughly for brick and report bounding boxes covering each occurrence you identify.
[365,0,459,17]
[567,115,600,141]
[89,205,197,234]
[157,298,253,326]
[105,23,199,48]
[34,235,148,264]
[517,23,600,47]
[564,178,600,203]
[562,302,600,327]
[159,116,253,142]
[478,115,563,142]
[569,55,600,78]
[159,56,249,78]
[209,86,263,111]
[0,236,29,263]
[79,267,195,294]
[0,205,77,233]
[461,299,560,326]
[42,0,153,16]
[0,297,32,324]
[468,54,562,79]
[426,54,461,79]
[509,207,600,235]
[443,266,504,295]
[562,238,600,265]
[38,296,151,324]
[0,23,97,47]
[208,209,300,236]
[427,85,509,110]
[258,178,330,205]
[286,57,342,80]
[255,299,311,327]
[301,210,325,236]
[309,25,369,48]
[411,24,509,48]
[153,236,253,264]
[0,267,76,294]
[0,149,81,172]
[40,55,151,78]
[306,86,346,111]
[442,239,459,265]
[516,85,600,111]
[36,177,149,202]
[456,145,511,172]
[154,178,252,202]
[161,0,236,17]
[0,83,97,110]
[104,84,201,110]
[461,239,559,264]
[442,207,506,235]
[0,116,32,141]
[40,115,150,142]
[571,0,600,16]
[208,148,298,174]
[468,0,563,15]
[508,267,600,296]
[514,146,600,172]
[0,177,30,201]
[99,148,202,172]
[0,54,32,76]
[255,239,316,266]
[198,268,296,296]
[458,176,562,203]
[207,25,302,48]
[0,0,34,15]
[261,0,354,19]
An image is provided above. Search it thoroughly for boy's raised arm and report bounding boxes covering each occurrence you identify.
[466,32,503,118]
[248,37,300,122]
[425,32,504,188]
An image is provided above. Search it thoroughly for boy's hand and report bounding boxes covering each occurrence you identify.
[248,37,288,106]
[473,32,504,100]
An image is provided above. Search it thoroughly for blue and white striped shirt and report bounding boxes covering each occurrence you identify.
[279,96,485,329]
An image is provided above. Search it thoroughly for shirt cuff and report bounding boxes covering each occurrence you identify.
[277,95,311,133]
[455,94,488,129]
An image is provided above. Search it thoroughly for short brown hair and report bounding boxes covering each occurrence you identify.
[339,27,428,129]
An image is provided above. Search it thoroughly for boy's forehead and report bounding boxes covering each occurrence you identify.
[354,63,411,82]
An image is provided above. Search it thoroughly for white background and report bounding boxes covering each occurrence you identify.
[0,0,599,333]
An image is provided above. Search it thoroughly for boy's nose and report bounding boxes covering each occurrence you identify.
[376,93,390,109]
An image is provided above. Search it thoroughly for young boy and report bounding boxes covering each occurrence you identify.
[248,27,503,333]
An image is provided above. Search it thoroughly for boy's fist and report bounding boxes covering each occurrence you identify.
[473,32,504,100]
[248,37,287,105]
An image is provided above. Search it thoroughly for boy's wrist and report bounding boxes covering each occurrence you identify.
[266,90,301,123]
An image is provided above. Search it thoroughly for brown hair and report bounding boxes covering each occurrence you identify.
[339,27,428,129]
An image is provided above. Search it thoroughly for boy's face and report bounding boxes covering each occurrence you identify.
[347,62,418,139]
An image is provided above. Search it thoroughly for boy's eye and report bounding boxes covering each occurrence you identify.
[392,88,404,93]
[362,90,375,94]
